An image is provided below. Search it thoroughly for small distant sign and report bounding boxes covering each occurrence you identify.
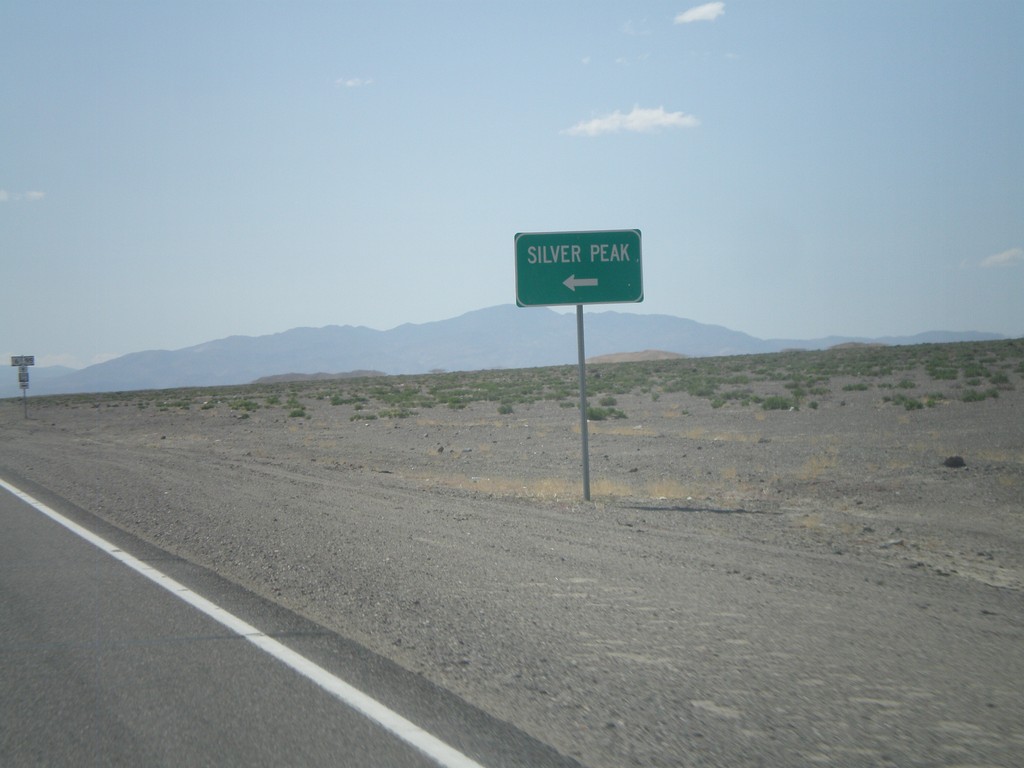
[18,367,29,387]
[11,355,35,366]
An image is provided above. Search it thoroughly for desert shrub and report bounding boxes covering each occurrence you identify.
[690,387,752,409]
[962,363,990,379]
[928,367,958,380]
[785,385,807,401]
[379,408,414,418]
[599,396,617,406]
[962,388,998,403]
[893,394,923,410]
[497,403,514,414]
[587,406,626,420]
[332,393,367,406]
[689,381,718,398]
[843,382,870,391]
[989,372,1012,388]
[158,399,192,410]
[761,396,795,411]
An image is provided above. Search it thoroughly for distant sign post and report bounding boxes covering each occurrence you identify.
[11,355,35,418]
[515,230,643,501]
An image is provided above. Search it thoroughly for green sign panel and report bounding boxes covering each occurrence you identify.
[515,229,643,307]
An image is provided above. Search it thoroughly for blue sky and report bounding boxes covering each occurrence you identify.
[2,1,1022,369]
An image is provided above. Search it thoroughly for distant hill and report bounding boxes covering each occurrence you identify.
[828,342,887,350]
[9,305,1007,396]
[588,350,686,364]
[252,370,386,384]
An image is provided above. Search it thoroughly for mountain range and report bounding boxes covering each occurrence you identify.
[5,305,1007,397]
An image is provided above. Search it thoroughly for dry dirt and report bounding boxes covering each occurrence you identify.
[2,368,1022,767]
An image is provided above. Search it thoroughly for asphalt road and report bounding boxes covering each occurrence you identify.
[0,479,578,768]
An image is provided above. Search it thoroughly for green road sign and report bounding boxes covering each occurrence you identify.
[515,229,643,307]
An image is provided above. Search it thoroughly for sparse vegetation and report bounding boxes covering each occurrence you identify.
[14,339,1021,421]
[962,388,999,403]
[587,405,627,421]
[885,393,924,410]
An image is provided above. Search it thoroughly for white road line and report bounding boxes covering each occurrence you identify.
[0,477,486,768]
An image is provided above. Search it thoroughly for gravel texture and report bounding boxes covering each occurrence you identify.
[2,365,1023,767]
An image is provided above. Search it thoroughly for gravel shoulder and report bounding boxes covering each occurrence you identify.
[2,365,1022,767]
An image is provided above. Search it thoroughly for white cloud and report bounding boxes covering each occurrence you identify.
[0,189,44,202]
[980,247,1024,268]
[563,106,700,137]
[675,2,725,24]
[336,77,373,88]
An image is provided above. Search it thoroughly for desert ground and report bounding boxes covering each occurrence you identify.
[2,341,1023,767]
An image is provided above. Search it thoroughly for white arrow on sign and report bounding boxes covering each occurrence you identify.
[563,274,599,292]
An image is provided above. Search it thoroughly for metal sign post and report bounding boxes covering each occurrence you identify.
[11,356,35,419]
[575,304,591,500]
[515,231,643,500]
